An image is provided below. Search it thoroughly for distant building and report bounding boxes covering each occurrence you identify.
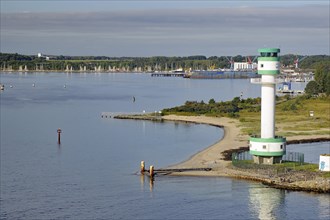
[234,62,257,71]
[37,52,51,60]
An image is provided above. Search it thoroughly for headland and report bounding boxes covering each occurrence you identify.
[114,114,330,193]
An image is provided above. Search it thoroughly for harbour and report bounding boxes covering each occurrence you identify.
[1,72,329,219]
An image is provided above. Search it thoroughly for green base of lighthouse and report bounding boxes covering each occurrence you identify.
[249,137,286,165]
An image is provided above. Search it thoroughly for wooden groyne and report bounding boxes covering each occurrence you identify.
[141,168,212,177]
[139,161,212,178]
[154,168,212,175]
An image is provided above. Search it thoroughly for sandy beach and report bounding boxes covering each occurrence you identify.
[160,115,330,193]
[162,115,247,173]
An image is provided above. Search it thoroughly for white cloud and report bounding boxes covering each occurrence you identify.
[1,5,329,56]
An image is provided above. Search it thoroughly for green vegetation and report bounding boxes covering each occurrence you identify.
[233,159,330,176]
[234,160,318,170]
[298,55,330,69]
[274,162,318,172]
[162,97,261,118]
[162,95,330,137]
[242,95,330,137]
[305,62,330,96]
[305,80,320,96]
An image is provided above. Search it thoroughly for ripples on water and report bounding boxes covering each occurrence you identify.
[0,72,329,219]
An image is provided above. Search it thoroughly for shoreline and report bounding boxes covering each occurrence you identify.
[115,114,330,193]
[162,115,246,170]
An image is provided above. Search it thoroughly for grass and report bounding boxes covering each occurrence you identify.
[322,172,330,178]
[274,162,318,171]
[234,160,330,178]
[162,111,200,116]
[275,162,330,178]
[239,96,330,137]
[162,95,330,137]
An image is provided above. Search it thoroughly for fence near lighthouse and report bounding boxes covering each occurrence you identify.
[231,151,309,174]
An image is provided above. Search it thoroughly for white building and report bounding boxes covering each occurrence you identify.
[234,62,257,71]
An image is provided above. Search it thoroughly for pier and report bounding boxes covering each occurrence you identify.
[151,72,186,77]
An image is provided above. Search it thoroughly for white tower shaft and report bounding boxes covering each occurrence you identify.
[261,75,275,138]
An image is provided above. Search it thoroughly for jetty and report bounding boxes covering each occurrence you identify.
[151,72,186,77]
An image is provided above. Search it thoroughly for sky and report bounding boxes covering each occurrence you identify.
[0,0,329,57]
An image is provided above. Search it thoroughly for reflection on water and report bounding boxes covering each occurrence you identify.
[318,194,330,219]
[249,185,285,220]
[140,173,154,194]
[149,177,154,192]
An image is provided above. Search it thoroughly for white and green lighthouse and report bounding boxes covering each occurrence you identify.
[249,48,286,164]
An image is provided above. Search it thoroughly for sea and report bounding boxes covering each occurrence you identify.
[0,72,329,220]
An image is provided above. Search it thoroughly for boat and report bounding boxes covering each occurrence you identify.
[171,68,185,73]
[276,82,305,95]
[277,82,293,94]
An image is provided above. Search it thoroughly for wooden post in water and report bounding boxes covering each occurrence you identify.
[149,165,154,178]
[57,128,62,144]
[140,161,145,174]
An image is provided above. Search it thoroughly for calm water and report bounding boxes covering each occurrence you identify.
[0,72,329,220]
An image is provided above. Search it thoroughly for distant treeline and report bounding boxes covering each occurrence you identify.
[0,52,329,72]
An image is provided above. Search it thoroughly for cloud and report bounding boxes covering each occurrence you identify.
[1,4,329,56]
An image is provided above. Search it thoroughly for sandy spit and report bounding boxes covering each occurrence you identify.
[161,115,330,181]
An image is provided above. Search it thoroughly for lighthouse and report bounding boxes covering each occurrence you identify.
[249,48,286,164]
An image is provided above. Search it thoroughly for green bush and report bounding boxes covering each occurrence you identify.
[305,80,320,96]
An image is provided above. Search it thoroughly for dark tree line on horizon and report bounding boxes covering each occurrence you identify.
[0,52,329,72]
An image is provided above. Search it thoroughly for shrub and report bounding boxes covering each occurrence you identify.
[305,80,320,96]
